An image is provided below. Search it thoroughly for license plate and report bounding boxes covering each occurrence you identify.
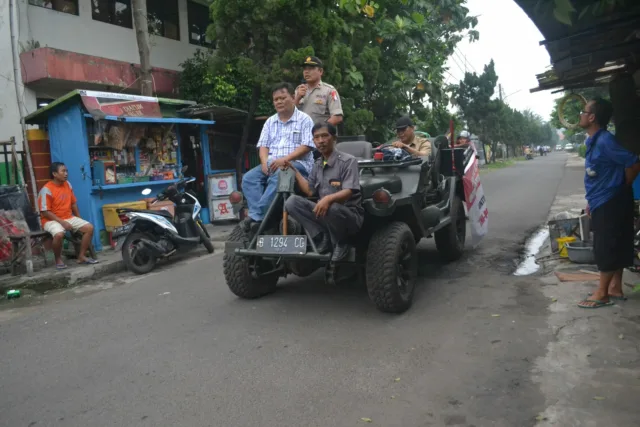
[256,235,307,255]
[112,224,132,239]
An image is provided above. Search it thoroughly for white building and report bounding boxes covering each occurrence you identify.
[0,0,212,149]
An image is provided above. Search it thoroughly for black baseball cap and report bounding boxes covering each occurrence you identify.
[302,56,323,68]
[395,116,414,130]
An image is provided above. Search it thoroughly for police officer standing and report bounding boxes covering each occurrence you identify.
[284,122,363,262]
[295,56,344,127]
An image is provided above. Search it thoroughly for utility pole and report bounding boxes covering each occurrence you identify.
[499,84,504,102]
[132,0,153,96]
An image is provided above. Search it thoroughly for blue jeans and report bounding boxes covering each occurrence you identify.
[241,161,308,221]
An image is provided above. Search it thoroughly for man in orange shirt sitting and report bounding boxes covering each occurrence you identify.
[38,162,97,269]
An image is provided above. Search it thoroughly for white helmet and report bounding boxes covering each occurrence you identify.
[459,130,471,138]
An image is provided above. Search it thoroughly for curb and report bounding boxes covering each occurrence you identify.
[1,238,228,295]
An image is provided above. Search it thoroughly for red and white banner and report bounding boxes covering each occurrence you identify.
[79,90,162,118]
[463,157,488,247]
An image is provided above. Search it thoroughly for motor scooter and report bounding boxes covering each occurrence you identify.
[113,170,214,274]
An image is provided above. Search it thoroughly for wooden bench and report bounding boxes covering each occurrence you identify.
[9,230,97,277]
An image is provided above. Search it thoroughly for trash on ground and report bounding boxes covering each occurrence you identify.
[360,417,372,423]
[554,271,600,282]
[6,289,21,299]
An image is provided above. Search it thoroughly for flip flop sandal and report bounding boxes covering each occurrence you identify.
[577,299,615,309]
[78,258,99,265]
[56,263,67,270]
[587,292,627,301]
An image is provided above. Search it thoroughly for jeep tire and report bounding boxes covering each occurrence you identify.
[223,226,278,298]
[365,222,417,313]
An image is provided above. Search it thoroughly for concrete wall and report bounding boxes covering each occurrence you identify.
[0,0,205,149]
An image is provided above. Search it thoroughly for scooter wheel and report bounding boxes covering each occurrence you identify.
[122,232,157,275]
[197,222,214,254]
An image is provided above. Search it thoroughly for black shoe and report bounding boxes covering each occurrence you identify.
[331,243,350,262]
[313,233,331,254]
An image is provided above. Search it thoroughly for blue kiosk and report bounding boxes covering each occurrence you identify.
[25,90,219,251]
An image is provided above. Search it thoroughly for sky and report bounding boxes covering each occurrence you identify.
[444,0,560,122]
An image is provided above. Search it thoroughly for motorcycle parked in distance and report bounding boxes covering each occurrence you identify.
[113,170,214,274]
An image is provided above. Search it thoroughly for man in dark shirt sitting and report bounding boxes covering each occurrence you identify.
[284,123,364,261]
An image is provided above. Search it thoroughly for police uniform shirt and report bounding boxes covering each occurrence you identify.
[299,82,344,124]
[399,134,431,157]
[307,150,364,218]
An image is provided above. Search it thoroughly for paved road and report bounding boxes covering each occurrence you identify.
[0,154,569,427]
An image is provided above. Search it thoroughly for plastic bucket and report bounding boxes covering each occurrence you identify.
[557,236,577,258]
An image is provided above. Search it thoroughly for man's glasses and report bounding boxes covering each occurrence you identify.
[581,110,593,115]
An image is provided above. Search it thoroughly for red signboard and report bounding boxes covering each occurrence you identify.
[79,90,162,118]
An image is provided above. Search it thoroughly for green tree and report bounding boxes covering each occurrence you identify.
[179,50,272,116]
[453,59,499,161]
[337,0,478,140]
[454,60,557,161]
[181,0,479,174]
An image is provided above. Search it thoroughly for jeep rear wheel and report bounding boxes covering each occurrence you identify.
[223,226,278,299]
[434,195,466,262]
[365,222,417,313]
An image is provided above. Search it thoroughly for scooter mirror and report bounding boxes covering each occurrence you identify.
[141,188,153,196]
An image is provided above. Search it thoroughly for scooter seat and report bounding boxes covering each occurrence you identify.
[127,209,174,219]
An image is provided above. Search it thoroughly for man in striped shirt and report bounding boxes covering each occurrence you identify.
[242,82,315,230]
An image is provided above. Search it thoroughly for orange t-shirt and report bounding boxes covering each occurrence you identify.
[37,181,77,226]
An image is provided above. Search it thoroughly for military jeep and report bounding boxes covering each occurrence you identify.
[223,136,474,313]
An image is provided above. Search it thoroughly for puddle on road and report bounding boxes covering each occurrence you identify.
[513,227,549,276]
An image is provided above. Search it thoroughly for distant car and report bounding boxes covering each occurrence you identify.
[556,144,562,150]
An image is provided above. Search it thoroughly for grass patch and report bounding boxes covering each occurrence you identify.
[482,159,516,171]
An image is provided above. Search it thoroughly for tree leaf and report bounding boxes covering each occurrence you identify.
[553,7,573,26]
[411,12,425,24]
[555,0,577,13]
[578,5,591,20]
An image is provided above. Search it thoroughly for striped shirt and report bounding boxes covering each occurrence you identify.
[257,108,315,174]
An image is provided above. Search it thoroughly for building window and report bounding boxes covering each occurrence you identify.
[147,0,180,41]
[92,0,133,28]
[187,1,213,47]
[28,0,79,15]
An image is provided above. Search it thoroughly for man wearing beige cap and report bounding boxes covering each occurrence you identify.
[294,56,343,127]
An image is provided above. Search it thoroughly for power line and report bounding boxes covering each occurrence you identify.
[455,49,477,74]
[452,51,467,74]
[443,69,461,84]
[449,54,466,77]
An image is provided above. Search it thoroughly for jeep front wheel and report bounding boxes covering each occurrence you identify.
[365,222,417,313]
[223,226,278,299]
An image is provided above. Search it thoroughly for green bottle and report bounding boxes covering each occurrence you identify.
[6,289,21,299]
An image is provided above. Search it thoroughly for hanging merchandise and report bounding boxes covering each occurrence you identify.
[93,120,108,145]
[125,124,147,148]
[106,123,126,150]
